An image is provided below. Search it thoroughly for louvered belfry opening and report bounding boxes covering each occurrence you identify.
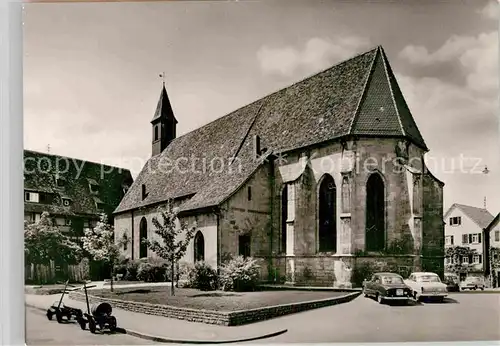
[366,173,385,252]
[318,174,337,252]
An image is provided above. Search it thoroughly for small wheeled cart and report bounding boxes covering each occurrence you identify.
[78,282,117,334]
[46,280,84,324]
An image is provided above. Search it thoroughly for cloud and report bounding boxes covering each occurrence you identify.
[478,1,498,20]
[399,31,498,94]
[256,36,371,77]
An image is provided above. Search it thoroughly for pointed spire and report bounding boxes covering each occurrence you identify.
[151,73,177,124]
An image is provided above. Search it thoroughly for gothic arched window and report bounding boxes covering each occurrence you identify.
[139,217,148,258]
[318,174,337,252]
[281,185,288,253]
[194,231,205,262]
[365,173,385,252]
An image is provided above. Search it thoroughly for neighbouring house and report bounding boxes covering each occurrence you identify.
[113,45,445,288]
[484,213,500,287]
[24,149,133,283]
[443,203,495,281]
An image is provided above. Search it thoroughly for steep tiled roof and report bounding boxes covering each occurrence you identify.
[115,45,428,214]
[445,203,495,229]
[24,150,133,217]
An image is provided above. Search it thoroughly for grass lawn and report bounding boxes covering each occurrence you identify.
[91,287,346,312]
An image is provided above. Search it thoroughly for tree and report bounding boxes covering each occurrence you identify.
[143,202,197,296]
[82,214,129,292]
[445,246,478,275]
[24,212,82,283]
[489,246,500,287]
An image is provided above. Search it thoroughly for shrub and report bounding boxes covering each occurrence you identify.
[219,256,260,292]
[124,259,142,281]
[186,261,218,291]
[351,261,375,287]
[137,259,171,282]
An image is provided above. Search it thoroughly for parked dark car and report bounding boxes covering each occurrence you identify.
[362,272,413,305]
[443,273,460,292]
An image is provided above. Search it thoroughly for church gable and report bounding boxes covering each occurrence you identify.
[351,48,427,151]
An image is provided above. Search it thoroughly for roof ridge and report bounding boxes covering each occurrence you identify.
[24,149,132,173]
[348,46,380,134]
[166,46,379,149]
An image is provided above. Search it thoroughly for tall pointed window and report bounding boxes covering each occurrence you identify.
[194,231,205,262]
[318,174,337,252]
[281,185,288,253]
[139,217,148,258]
[366,173,385,251]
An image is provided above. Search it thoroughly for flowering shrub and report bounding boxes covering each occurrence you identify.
[186,261,218,291]
[219,256,260,292]
[137,258,171,282]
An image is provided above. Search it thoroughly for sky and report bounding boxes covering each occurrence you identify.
[23,0,500,215]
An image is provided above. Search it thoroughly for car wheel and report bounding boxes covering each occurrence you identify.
[377,294,384,304]
[480,287,484,291]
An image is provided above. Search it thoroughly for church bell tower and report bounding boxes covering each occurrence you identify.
[151,78,177,156]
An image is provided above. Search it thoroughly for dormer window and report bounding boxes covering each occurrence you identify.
[142,184,147,200]
[25,191,39,203]
[87,178,100,194]
[93,197,105,211]
[55,176,66,188]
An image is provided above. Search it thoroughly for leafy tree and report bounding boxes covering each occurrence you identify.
[143,202,197,296]
[445,246,479,275]
[489,247,500,287]
[82,214,129,292]
[24,212,82,283]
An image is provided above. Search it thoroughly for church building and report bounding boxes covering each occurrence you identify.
[113,46,445,287]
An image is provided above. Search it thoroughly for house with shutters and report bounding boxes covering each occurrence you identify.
[443,203,495,280]
[113,45,445,287]
[24,149,133,283]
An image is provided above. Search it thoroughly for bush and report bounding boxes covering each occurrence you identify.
[186,261,218,291]
[219,256,260,292]
[114,257,129,278]
[124,259,142,281]
[137,259,171,282]
[351,261,375,287]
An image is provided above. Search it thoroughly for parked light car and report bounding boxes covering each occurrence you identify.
[460,276,485,291]
[362,272,413,305]
[404,272,448,302]
[443,273,460,292]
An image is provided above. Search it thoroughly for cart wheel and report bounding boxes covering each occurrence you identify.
[89,320,97,334]
[46,310,53,321]
[109,316,117,332]
[55,311,63,324]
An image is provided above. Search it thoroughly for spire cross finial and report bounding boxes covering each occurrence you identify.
[159,72,166,86]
